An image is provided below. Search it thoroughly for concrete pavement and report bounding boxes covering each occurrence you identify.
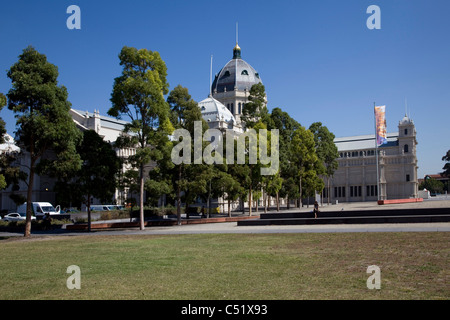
[2,198,450,238]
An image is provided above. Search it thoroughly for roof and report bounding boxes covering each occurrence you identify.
[198,96,236,123]
[211,44,262,93]
[334,132,399,152]
[72,109,129,131]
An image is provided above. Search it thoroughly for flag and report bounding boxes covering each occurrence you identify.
[374,105,387,146]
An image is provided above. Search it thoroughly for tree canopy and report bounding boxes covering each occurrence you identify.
[7,46,82,237]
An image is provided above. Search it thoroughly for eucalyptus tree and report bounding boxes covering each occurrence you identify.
[7,46,82,237]
[108,46,171,230]
[309,122,339,204]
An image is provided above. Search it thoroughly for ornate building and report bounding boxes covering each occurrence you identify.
[330,114,419,202]
[211,43,264,124]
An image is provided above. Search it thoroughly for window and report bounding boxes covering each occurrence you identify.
[238,103,241,114]
[367,185,378,197]
[404,128,408,135]
[404,144,409,153]
[241,70,248,75]
[231,103,234,114]
[406,174,410,182]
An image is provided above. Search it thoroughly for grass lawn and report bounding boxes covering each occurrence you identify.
[0,232,448,300]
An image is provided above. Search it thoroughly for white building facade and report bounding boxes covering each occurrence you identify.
[330,115,419,202]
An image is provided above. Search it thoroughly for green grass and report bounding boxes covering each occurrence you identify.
[0,232,448,300]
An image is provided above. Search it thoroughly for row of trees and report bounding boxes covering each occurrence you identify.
[105,47,340,228]
[1,45,339,236]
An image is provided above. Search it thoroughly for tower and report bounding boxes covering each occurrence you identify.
[211,42,264,124]
[397,114,419,198]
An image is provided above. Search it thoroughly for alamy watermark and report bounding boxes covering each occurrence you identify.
[171,121,279,176]
[66,265,81,290]
[366,265,381,289]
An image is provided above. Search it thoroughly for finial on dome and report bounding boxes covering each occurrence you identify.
[233,43,241,59]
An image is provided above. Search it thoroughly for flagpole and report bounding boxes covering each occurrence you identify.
[374,102,380,202]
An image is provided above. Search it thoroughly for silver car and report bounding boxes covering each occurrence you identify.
[2,213,36,222]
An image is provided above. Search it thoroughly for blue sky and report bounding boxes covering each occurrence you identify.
[0,0,449,178]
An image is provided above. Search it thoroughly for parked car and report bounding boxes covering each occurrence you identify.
[2,213,36,222]
[16,202,60,218]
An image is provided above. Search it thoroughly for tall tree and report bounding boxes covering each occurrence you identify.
[108,46,171,230]
[169,85,202,222]
[58,130,121,231]
[241,83,269,129]
[309,122,339,205]
[441,150,450,178]
[290,126,319,207]
[7,46,82,237]
[270,107,301,208]
[0,93,8,190]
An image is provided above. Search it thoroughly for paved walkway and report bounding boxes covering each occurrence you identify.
[2,198,450,238]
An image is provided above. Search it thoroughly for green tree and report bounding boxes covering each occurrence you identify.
[441,150,450,178]
[108,46,171,230]
[419,177,444,194]
[241,83,270,129]
[58,130,120,231]
[0,93,7,189]
[441,150,450,192]
[290,126,320,207]
[270,107,301,208]
[7,46,82,237]
[309,122,339,205]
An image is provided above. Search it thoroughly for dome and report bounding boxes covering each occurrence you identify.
[199,96,236,123]
[399,114,413,125]
[211,44,262,94]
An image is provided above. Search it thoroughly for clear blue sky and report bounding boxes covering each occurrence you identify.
[1,0,449,178]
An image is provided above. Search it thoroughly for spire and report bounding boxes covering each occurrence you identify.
[233,22,241,59]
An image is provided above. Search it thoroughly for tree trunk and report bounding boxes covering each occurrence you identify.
[299,176,302,208]
[87,193,92,232]
[24,164,35,238]
[249,185,253,216]
[276,192,280,212]
[207,179,211,218]
[177,165,182,225]
[264,191,267,213]
[139,164,145,230]
[327,176,331,206]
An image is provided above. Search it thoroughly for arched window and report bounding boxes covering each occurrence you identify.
[231,103,234,114]
[404,144,409,153]
[241,70,248,75]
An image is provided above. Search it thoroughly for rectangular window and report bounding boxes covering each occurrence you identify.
[406,174,410,182]
[358,186,362,197]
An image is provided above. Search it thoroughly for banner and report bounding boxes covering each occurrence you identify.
[374,105,387,146]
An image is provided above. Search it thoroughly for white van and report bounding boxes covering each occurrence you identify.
[17,202,61,217]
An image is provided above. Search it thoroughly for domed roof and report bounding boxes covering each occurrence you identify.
[211,44,262,94]
[199,96,236,123]
[399,114,413,125]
